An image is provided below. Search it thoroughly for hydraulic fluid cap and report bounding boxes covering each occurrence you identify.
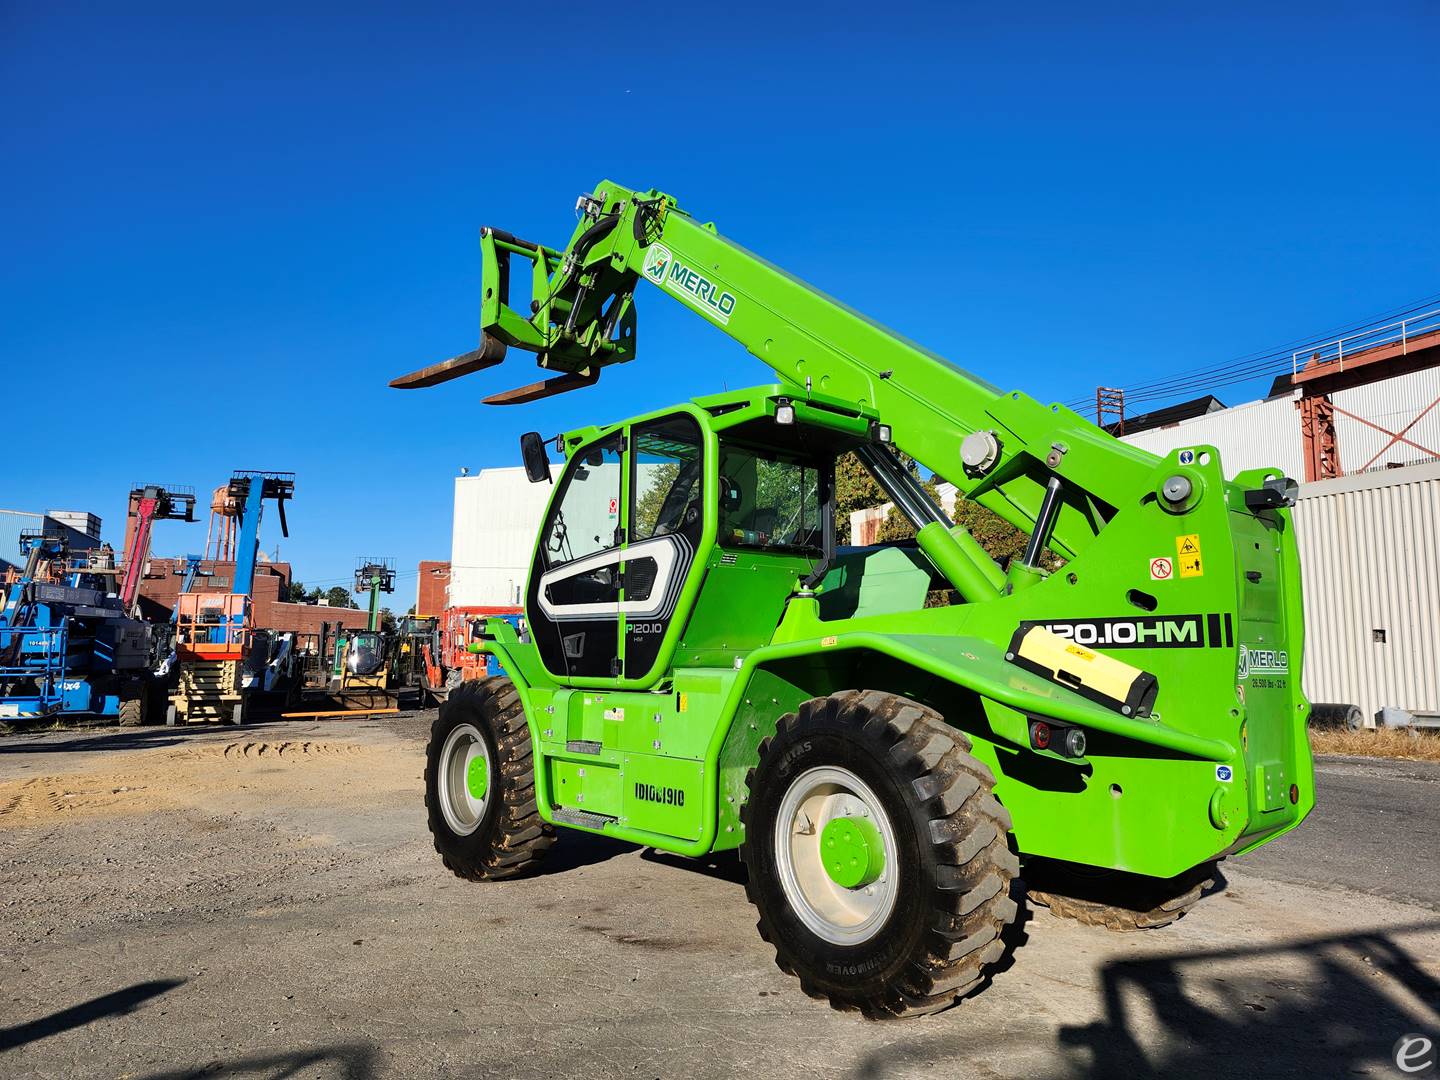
[820,816,884,888]
[466,755,489,801]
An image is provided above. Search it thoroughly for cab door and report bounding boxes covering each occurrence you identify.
[621,413,707,682]
[527,433,625,680]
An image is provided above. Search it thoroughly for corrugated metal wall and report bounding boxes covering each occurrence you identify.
[1120,392,1305,478]
[1332,365,1440,473]
[1293,461,1440,722]
[450,467,558,607]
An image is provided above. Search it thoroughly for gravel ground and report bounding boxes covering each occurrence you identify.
[0,714,1436,1079]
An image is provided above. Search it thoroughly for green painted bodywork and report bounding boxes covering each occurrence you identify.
[451,182,1313,882]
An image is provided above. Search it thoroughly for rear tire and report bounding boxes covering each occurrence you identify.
[1026,858,1218,931]
[741,690,1019,1019]
[424,677,553,880]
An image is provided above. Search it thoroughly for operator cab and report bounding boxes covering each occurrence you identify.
[521,392,894,688]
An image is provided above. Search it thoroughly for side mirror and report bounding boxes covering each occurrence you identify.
[520,431,552,484]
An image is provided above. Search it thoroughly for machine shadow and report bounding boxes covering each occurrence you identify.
[0,978,185,1051]
[541,831,750,882]
[851,920,1440,1079]
[540,829,639,874]
[135,1042,377,1079]
[0,726,192,755]
[640,845,749,886]
[1058,921,1440,1077]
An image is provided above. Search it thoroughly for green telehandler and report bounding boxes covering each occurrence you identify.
[392,183,1313,1018]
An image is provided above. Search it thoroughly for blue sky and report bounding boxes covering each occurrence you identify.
[3,2,1436,604]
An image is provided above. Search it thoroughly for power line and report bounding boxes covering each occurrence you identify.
[1062,292,1440,411]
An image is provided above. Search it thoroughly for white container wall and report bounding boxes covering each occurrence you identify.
[1292,461,1440,724]
[450,466,558,608]
[1120,392,1305,479]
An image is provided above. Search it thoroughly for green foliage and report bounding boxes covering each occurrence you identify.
[325,585,357,609]
[834,452,884,544]
[633,461,680,539]
[835,450,918,544]
[280,579,309,603]
[839,463,1058,606]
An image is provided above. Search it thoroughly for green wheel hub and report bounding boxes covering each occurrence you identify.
[466,755,489,800]
[820,815,884,888]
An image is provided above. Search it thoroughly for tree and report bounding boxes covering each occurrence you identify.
[834,451,887,544]
[837,457,1059,607]
[280,579,309,603]
[633,461,680,537]
[325,586,357,610]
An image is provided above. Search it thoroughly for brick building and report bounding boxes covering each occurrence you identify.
[416,561,450,618]
[136,557,369,636]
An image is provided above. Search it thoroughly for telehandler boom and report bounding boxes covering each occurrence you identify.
[395,182,1312,1018]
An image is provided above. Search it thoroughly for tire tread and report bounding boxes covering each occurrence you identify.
[740,690,1018,1018]
[424,676,554,881]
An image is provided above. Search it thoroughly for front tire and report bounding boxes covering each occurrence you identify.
[741,690,1019,1018]
[424,677,553,880]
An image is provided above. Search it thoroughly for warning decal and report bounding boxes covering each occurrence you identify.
[1176,534,1203,578]
[1149,557,1173,581]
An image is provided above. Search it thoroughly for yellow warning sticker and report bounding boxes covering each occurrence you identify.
[1176,534,1203,577]
[678,693,688,713]
[821,636,838,647]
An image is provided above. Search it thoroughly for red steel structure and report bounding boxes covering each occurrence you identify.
[1289,320,1440,481]
[119,484,196,614]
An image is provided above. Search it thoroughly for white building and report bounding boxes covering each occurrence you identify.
[449,466,556,608]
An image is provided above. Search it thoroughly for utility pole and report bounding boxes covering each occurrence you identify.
[1096,387,1125,435]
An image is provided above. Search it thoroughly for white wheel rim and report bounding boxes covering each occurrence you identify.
[438,723,491,836]
[774,765,900,946]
